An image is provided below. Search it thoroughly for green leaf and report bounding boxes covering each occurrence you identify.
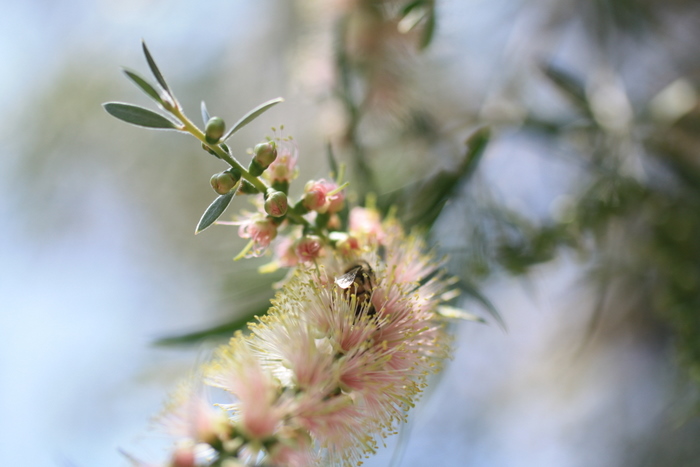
[121,68,163,105]
[196,191,236,234]
[388,126,490,230]
[153,302,271,346]
[103,102,179,129]
[398,1,435,49]
[457,279,507,331]
[327,142,339,178]
[201,100,211,125]
[222,97,284,142]
[436,305,486,323]
[402,0,428,15]
[539,61,591,115]
[141,40,172,96]
[420,7,436,49]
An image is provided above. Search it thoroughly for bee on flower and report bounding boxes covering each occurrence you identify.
[180,220,454,467]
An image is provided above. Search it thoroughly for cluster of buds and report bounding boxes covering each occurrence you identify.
[207,133,355,265]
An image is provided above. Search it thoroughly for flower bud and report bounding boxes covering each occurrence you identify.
[302,180,328,212]
[253,141,277,168]
[295,235,323,262]
[205,116,226,144]
[248,159,265,177]
[210,171,239,195]
[264,189,288,217]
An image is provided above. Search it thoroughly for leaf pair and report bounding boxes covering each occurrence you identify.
[103,41,179,130]
[103,41,286,234]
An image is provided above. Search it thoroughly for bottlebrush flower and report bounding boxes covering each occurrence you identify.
[196,221,452,466]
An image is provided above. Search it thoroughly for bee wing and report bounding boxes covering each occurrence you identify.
[335,266,361,289]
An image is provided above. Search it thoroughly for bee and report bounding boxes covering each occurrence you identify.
[334,261,376,318]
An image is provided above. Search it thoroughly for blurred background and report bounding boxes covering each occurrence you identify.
[2,0,700,466]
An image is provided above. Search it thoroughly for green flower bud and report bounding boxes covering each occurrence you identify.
[253,141,277,168]
[210,171,239,195]
[264,189,288,217]
[205,117,226,144]
[248,159,265,177]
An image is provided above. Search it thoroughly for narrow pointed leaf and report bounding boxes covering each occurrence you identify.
[436,305,486,323]
[201,101,211,125]
[196,191,236,234]
[539,61,591,115]
[420,7,436,49]
[122,68,163,105]
[327,142,339,177]
[401,0,427,17]
[458,279,507,331]
[141,40,171,95]
[153,302,271,346]
[222,97,284,141]
[103,102,178,129]
[388,126,490,230]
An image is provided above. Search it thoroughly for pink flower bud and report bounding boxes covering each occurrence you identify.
[265,190,288,217]
[302,179,344,214]
[295,235,323,262]
[322,180,345,214]
[210,171,239,195]
[302,180,329,212]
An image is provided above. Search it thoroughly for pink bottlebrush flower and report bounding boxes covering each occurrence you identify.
[266,428,314,467]
[206,337,284,441]
[175,218,451,467]
[156,381,231,446]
